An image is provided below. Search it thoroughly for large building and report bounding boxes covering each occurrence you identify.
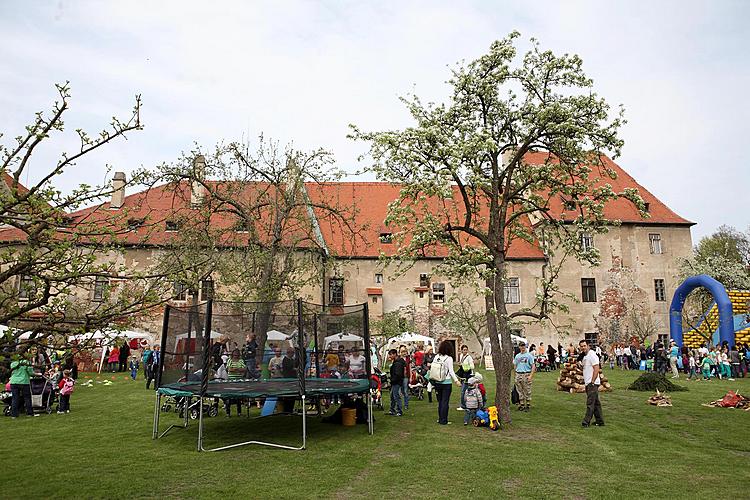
[0,154,693,353]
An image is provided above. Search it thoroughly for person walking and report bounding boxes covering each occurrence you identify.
[513,342,535,411]
[431,340,460,425]
[579,339,604,427]
[423,345,435,403]
[145,345,161,390]
[387,349,405,416]
[668,340,680,379]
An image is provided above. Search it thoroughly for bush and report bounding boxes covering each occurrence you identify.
[627,372,688,392]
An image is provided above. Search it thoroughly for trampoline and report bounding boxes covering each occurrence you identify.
[151,299,374,452]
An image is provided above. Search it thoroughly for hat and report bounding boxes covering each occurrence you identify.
[467,376,478,385]
[519,342,527,347]
[473,373,483,382]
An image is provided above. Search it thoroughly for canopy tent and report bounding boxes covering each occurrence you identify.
[323,332,364,350]
[386,332,435,348]
[482,334,527,356]
[266,330,291,342]
[174,330,223,352]
[69,329,151,345]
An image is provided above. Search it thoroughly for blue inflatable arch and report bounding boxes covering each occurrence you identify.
[669,274,734,347]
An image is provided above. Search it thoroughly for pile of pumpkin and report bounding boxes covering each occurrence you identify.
[556,358,612,393]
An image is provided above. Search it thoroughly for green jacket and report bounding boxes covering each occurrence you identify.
[9,360,35,385]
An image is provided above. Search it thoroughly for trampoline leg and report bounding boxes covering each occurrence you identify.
[301,395,307,450]
[153,392,161,439]
[367,393,374,435]
[198,395,205,452]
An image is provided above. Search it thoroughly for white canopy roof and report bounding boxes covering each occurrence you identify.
[174,330,222,351]
[387,332,435,346]
[68,329,151,344]
[323,333,364,349]
[267,330,291,342]
[482,334,527,354]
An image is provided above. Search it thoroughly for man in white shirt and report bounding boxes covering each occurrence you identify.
[579,339,604,428]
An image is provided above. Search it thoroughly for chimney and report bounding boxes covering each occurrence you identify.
[111,171,126,209]
[191,155,206,208]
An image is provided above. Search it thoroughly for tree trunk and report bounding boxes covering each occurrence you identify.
[486,273,514,426]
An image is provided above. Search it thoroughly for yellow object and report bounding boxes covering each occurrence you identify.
[684,290,750,348]
[488,405,500,431]
[341,408,356,427]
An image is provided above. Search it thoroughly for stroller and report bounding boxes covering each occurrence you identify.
[30,376,56,414]
[1,386,11,416]
[536,356,551,373]
[408,370,426,401]
[370,370,384,411]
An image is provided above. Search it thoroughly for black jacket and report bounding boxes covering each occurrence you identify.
[390,357,406,384]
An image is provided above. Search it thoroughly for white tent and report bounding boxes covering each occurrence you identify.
[266,330,291,342]
[173,330,223,352]
[386,332,435,348]
[482,334,527,355]
[69,329,151,345]
[323,332,364,350]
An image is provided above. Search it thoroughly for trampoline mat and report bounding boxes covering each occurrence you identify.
[158,378,369,399]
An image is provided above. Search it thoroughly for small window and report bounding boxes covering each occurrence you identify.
[649,233,662,254]
[584,332,599,347]
[581,278,597,303]
[644,202,650,213]
[18,275,34,301]
[127,218,145,231]
[93,276,109,302]
[200,279,214,301]
[165,220,180,232]
[173,281,188,301]
[504,277,520,304]
[375,273,383,284]
[234,220,251,233]
[419,273,429,287]
[379,233,393,244]
[581,233,594,252]
[329,278,344,305]
[564,199,576,211]
[372,296,378,304]
[418,291,424,299]
[432,282,445,302]
[658,333,669,345]
[654,279,666,302]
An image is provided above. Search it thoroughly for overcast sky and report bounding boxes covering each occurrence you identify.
[1,0,748,241]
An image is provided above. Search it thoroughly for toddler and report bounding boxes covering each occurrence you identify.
[57,369,75,413]
[463,376,483,426]
[129,356,140,381]
[687,351,697,380]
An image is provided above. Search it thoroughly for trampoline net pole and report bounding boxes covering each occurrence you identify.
[156,305,171,390]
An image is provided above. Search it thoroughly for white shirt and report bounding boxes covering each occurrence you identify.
[582,350,600,385]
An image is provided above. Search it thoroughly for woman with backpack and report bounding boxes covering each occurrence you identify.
[429,341,460,425]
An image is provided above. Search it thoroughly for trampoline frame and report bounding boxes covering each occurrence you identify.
[152,298,374,452]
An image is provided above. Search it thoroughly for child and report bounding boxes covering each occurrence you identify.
[57,369,75,413]
[701,354,712,380]
[129,356,140,381]
[687,351,697,380]
[473,373,487,408]
[463,377,483,426]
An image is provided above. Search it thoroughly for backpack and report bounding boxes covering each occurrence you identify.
[61,379,75,396]
[428,354,449,382]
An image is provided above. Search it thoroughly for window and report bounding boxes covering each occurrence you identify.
[173,281,188,301]
[585,332,599,347]
[329,278,344,305]
[563,199,576,211]
[165,220,180,232]
[654,279,666,302]
[658,333,669,345]
[504,277,520,304]
[644,202,650,213]
[93,276,109,301]
[379,232,393,244]
[371,296,378,304]
[432,282,445,302]
[581,278,597,303]
[419,273,429,287]
[127,218,145,231]
[418,291,424,299]
[581,233,594,252]
[200,279,214,301]
[374,273,383,284]
[18,275,34,300]
[649,233,662,254]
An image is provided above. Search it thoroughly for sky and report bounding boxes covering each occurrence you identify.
[1,0,748,241]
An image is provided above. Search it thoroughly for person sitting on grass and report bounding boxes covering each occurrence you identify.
[463,377,483,426]
[57,369,75,413]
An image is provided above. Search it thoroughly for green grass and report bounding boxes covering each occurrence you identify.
[1,369,749,499]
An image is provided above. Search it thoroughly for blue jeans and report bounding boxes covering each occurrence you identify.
[464,408,477,425]
[460,382,468,407]
[402,378,409,409]
[435,383,452,424]
[390,382,403,414]
[11,384,33,417]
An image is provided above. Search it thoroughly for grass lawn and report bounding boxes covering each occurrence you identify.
[1,368,749,499]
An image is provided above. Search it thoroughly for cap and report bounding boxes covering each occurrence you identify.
[473,373,483,382]
[467,377,478,384]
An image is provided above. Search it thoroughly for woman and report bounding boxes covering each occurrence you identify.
[432,340,460,425]
[107,346,120,373]
[347,349,367,379]
[457,345,474,410]
[423,345,436,403]
[399,346,411,410]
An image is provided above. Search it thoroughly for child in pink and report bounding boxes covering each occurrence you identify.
[57,369,75,413]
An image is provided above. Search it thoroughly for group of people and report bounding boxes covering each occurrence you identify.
[5,347,78,418]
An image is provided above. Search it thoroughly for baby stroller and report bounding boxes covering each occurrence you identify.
[536,356,551,373]
[408,370,425,401]
[1,387,11,416]
[30,376,56,414]
[370,370,384,411]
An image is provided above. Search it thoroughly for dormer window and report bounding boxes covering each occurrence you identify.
[165,220,180,232]
[127,218,145,231]
[234,220,251,233]
[644,202,650,213]
[379,232,393,244]
[563,199,576,211]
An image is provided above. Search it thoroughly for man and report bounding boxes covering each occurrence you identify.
[243,334,258,377]
[268,348,284,378]
[512,342,535,411]
[118,341,130,372]
[145,345,161,390]
[579,339,604,427]
[387,349,405,416]
[281,347,297,378]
